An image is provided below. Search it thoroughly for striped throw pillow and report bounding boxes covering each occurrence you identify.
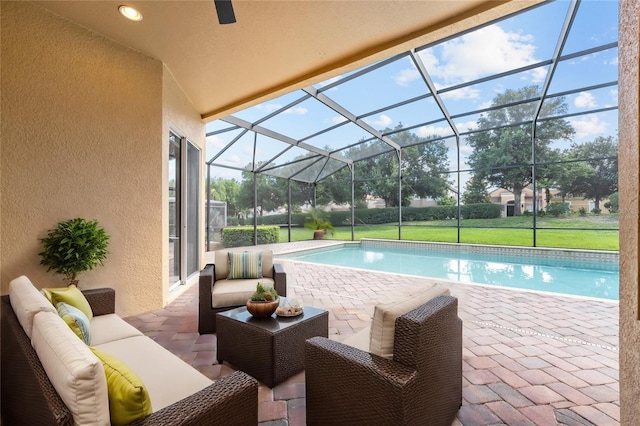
[227,252,263,279]
[56,302,92,345]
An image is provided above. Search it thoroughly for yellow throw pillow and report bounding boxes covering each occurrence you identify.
[227,251,263,279]
[47,285,93,321]
[56,302,92,345]
[90,347,152,426]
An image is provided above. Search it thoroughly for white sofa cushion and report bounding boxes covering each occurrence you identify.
[215,249,273,280]
[369,285,450,359]
[211,278,275,308]
[9,275,57,338]
[32,311,110,426]
[94,336,212,412]
[90,313,144,346]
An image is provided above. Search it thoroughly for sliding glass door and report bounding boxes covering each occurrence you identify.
[168,131,200,291]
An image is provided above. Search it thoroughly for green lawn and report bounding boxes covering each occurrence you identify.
[280,215,619,250]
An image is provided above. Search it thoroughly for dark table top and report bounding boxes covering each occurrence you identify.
[217,303,327,334]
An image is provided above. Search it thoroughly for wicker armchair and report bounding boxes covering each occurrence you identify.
[305,295,462,426]
[198,250,287,334]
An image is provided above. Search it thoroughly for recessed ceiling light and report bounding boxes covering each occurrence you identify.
[118,5,143,22]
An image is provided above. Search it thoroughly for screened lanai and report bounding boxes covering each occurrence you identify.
[205,0,619,251]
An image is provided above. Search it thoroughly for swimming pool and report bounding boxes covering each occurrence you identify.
[279,241,619,300]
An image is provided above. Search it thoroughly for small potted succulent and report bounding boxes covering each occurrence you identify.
[246,283,279,318]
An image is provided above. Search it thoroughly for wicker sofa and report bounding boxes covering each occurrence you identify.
[305,293,462,426]
[199,249,287,334]
[1,276,258,426]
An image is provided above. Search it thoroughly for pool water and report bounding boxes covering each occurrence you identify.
[280,245,619,300]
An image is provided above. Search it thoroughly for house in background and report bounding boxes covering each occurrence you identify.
[488,187,611,216]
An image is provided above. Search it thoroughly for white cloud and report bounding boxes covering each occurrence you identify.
[478,100,493,110]
[224,154,243,167]
[366,114,392,127]
[529,67,548,83]
[457,120,479,133]
[574,92,597,108]
[393,68,421,86]
[317,75,343,90]
[257,103,283,113]
[422,24,539,84]
[416,125,452,138]
[207,135,226,149]
[440,86,480,100]
[331,115,348,125]
[568,115,608,139]
[284,106,308,115]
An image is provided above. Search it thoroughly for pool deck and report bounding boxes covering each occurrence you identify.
[125,240,619,425]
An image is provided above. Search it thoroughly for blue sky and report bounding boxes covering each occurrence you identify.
[206,0,619,182]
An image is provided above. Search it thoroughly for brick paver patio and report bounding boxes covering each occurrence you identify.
[125,241,619,425]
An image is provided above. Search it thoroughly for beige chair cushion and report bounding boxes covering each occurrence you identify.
[214,250,273,280]
[32,311,110,426]
[9,275,57,338]
[94,336,212,412]
[369,285,450,359]
[211,278,275,307]
[342,325,371,352]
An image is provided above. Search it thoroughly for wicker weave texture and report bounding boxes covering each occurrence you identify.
[217,308,328,387]
[1,296,73,425]
[198,262,288,334]
[82,287,116,316]
[305,295,462,426]
[1,291,259,426]
[129,371,258,426]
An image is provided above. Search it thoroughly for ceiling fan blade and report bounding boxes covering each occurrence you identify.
[214,0,236,25]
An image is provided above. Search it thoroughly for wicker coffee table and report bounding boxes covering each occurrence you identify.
[216,303,328,388]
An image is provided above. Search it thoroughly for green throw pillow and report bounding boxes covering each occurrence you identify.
[90,347,152,426]
[56,302,92,345]
[48,285,93,321]
[228,251,263,279]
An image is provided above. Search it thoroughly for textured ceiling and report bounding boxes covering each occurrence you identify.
[34,0,539,120]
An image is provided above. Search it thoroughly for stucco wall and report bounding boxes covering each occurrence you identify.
[161,67,206,305]
[0,1,165,316]
[619,0,640,423]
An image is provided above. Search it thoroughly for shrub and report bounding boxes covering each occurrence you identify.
[460,203,502,219]
[546,202,571,217]
[39,218,110,286]
[222,226,279,247]
[591,208,601,215]
[579,207,587,217]
[604,192,618,213]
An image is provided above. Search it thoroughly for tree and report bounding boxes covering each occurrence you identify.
[355,126,451,207]
[467,85,574,216]
[565,136,618,210]
[238,163,285,216]
[209,178,241,215]
[461,174,490,204]
[604,192,618,213]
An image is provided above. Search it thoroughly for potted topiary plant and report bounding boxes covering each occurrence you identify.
[304,207,335,240]
[246,282,279,318]
[38,218,110,287]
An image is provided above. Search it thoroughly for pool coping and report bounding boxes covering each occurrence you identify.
[275,238,619,263]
